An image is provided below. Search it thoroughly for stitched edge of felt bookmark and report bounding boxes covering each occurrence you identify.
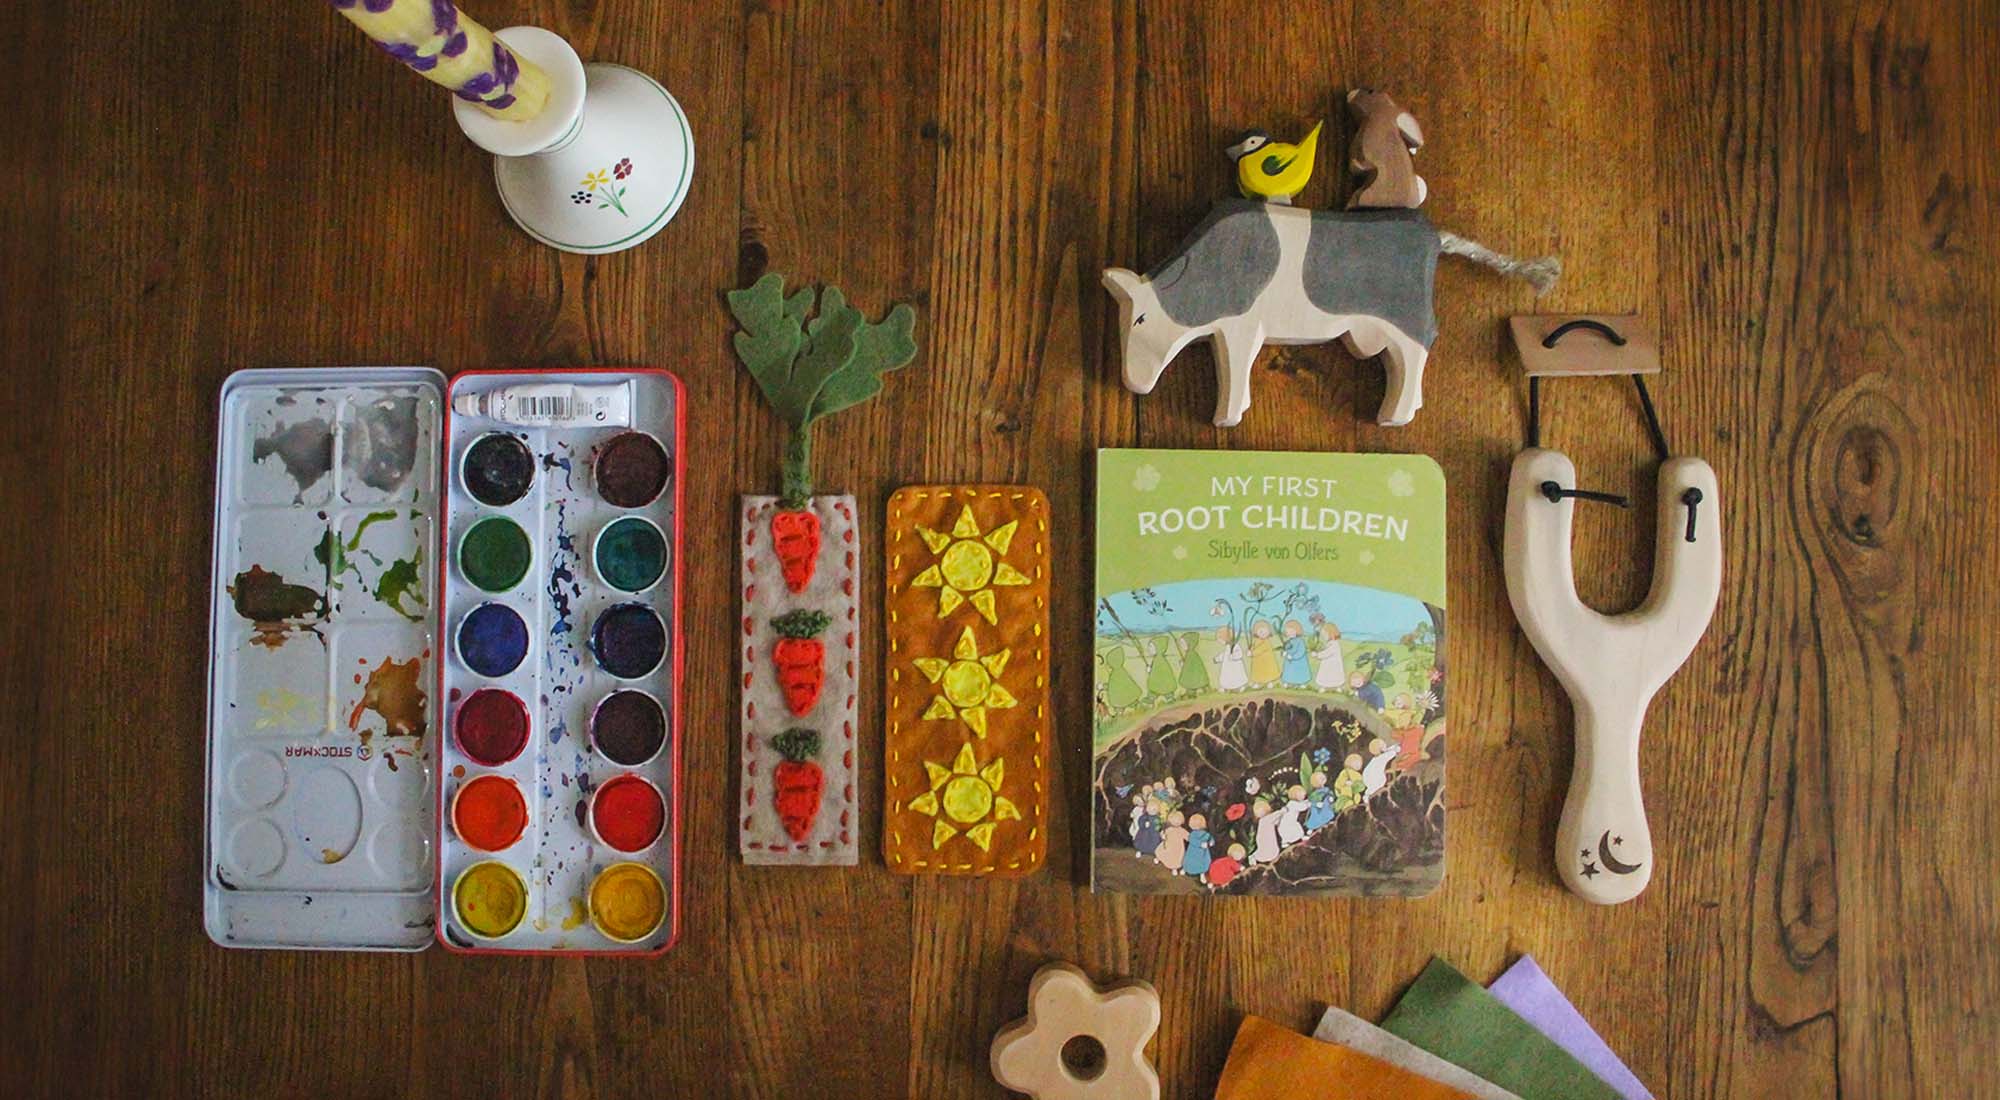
[739,494,859,865]
[883,485,1049,875]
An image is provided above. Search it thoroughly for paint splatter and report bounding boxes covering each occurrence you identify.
[543,447,575,492]
[343,395,422,494]
[374,553,425,621]
[547,500,581,636]
[229,565,326,648]
[560,896,588,931]
[252,418,333,498]
[322,847,345,864]
[347,656,428,738]
[253,688,307,729]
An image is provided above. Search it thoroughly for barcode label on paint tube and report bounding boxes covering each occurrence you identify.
[526,395,587,420]
[459,382,633,428]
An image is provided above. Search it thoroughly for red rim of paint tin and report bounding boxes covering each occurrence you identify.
[588,773,666,853]
[450,774,529,852]
[454,687,531,766]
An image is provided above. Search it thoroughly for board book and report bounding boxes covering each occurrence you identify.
[1091,449,1447,896]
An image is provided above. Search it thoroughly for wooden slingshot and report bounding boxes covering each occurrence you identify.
[1504,316,1722,906]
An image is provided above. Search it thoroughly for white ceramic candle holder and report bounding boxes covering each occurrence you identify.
[453,28,694,255]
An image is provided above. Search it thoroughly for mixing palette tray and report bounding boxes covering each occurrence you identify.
[436,369,683,954]
[204,368,444,950]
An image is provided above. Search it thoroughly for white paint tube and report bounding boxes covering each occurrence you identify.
[452,381,632,427]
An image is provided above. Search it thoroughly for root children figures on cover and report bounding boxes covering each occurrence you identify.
[731,273,919,866]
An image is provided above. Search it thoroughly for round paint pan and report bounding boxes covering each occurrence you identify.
[460,431,536,507]
[594,431,670,508]
[450,774,529,852]
[452,859,528,940]
[589,602,667,680]
[454,601,530,678]
[592,515,668,594]
[458,515,533,593]
[588,861,667,944]
[588,773,666,853]
[454,687,531,767]
[588,689,667,767]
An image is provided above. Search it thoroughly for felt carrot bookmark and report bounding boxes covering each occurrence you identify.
[884,485,1049,875]
[732,274,918,866]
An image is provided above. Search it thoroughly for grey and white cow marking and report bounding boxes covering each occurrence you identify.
[1103,200,1441,427]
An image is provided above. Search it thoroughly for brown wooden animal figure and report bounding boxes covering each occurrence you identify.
[1345,87,1427,210]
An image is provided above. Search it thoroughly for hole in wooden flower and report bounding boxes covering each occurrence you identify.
[1060,1034,1107,1081]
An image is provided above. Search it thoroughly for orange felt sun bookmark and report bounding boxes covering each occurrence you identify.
[884,486,1049,875]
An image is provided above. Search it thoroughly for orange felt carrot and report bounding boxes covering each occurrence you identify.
[770,728,825,841]
[770,609,831,716]
[769,509,821,592]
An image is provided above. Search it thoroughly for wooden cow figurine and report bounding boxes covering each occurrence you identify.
[1102,199,1439,427]
[1345,87,1427,210]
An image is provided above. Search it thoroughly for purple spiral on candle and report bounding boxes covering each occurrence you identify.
[429,0,458,33]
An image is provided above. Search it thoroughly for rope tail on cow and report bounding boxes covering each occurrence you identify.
[1436,230,1562,294]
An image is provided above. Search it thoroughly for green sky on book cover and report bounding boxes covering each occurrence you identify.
[1096,449,1446,607]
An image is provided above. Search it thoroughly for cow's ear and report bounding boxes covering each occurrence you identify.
[1101,267,1140,304]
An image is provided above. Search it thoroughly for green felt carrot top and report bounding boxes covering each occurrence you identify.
[727,273,919,507]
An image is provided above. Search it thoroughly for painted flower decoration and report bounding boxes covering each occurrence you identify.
[1243,776,1261,796]
[1312,746,1332,765]
[577,162,632,216]
[1225,803,1246,821]
[1132,463,1162,491]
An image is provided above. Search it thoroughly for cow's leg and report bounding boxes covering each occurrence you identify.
[1209,324,1263,427]
[1341,324,1387,360]
[1376,329,1429,427]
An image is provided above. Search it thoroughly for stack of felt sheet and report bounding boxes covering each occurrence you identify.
[1214,957,1654,1100]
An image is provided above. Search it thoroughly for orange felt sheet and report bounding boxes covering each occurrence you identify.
[1215,1015,1475,1100]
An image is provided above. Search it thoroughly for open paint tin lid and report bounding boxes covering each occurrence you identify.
[203,367,446,951]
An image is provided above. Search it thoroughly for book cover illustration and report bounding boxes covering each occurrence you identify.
[1091,449,1447,896]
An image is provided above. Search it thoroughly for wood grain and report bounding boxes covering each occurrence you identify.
[1,1,1996,1097]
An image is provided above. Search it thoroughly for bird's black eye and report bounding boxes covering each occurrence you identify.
[1134,313,1146,326]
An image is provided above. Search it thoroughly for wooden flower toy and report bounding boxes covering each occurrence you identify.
[991,962,1161,1100]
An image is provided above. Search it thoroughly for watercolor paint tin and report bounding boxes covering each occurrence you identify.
[204,368,445,950]
[436,369,684,954]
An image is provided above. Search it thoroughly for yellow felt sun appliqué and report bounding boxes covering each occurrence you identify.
[913,626,1017,738]
[906,741,1020,851]
[910,504,1031,625]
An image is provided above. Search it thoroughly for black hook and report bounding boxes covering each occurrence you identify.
[1680,487,1703,541]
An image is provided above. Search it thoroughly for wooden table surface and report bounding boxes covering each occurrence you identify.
[4,1,1996,1097]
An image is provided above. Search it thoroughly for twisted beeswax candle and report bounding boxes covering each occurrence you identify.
[328,0,550,121]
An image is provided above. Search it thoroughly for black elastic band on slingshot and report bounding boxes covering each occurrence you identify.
[1526,319,1674,511]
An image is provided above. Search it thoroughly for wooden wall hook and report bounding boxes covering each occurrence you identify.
[991,962,1161,1100]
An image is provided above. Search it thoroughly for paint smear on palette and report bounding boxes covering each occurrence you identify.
[343,395,422,494]
[229,565,326,648]
[561,895,588,931]
[348,656,428,738]
[254,688,308,729]
[547,499,581,638]
[543,443,575,492]
[253,418,333,498]
[319,511,426,622]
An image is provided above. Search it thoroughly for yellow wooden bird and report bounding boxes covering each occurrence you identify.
[1225,120,1323,204]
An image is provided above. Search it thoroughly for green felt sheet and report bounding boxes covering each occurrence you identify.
[1380,958,1622,1100]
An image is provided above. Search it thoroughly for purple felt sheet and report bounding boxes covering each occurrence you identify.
[1487,957,1654,1100]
